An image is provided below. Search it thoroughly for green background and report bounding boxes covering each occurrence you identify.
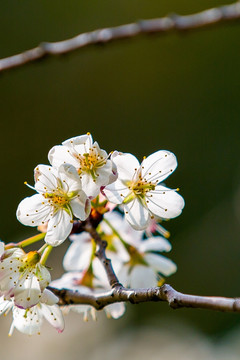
[1,0,240,349]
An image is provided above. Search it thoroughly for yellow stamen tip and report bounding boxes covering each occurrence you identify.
[157,279,165,287]
[87,132,91,136]
[165,231,171,239]
[143,156,146,159]
[24,181,27,185]
[176,188,180,191]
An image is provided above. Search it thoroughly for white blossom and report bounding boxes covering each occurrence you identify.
[118,235,177,288]
[104,151,185,230]
[48,133,115,199]
[0,247,51,309]
[0,289,64,336]
[17,164,90,246]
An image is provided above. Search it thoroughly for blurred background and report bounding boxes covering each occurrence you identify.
[1,0,240,358]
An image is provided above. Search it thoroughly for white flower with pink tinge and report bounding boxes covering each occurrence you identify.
[104,150,185,230]
[0,243,51,309]
[48,133,115,199]
[0,289,64,336]
[17,164,90,246]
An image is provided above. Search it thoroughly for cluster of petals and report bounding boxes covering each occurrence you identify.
[11,134,185,333]
[0,243,51,309]
[104,151,185,230]
[17,164,90,246]
[0,289,64,335]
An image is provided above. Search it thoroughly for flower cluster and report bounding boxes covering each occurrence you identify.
[17,133,184,243]
[1,133,184,335]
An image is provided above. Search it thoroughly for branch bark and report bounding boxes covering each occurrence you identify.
[1,2,240,73]
[82,220,122,288]
[48,284,240,313]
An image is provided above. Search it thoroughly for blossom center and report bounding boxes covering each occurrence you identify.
[123,179,155,204]
[74,149,107,180]
[132,180,155,196]
[19,251,41,272]
[127,246,147,266]
[44,193,69,207]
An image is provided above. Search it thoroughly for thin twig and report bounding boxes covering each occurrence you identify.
[82,220,122,288]
[48,284,240,313]
[1,2,240,73]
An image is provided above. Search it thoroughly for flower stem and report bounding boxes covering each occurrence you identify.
[5,232,46,250]
[38,243,48,255]
[40,245,53,265]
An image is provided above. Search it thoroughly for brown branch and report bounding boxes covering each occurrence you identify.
[1,2,240,73]
[48,283,240,313]
[82,220,122,288]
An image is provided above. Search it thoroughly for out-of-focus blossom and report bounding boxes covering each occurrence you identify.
[63,211,130,273]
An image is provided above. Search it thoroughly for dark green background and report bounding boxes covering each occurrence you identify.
[1,0,240,337]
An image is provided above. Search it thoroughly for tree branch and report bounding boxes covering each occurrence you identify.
[1,2,240,73]
[82,220,122,288]
[48,284,240,313]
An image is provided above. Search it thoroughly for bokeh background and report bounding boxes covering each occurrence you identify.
[1,0,240,358]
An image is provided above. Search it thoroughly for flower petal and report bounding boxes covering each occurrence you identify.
[14,277,42,309]
[63,234,92,271]
[40,289,59,305]
[141,150,178,183]
[144,253,177,276]
[45,210,73,246]
[112,153,140,181]
[139,237,172,253]
[16,194,51,227]
[81,173,101,198]
[70,192,90,220]
[104,179,130,204]
[34,164,58,193]
[62,134,92,148]
[130,265,158,288]
[0,242,5,257]
[11,305,43,335]
[104,303,126,319]
[0,296,13,316]
[146,185,185,219]
[48,145,79,169]
[37,264,51,291]
[41,303,65,333]
[124,198,150,230]
[58,163,82,193]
